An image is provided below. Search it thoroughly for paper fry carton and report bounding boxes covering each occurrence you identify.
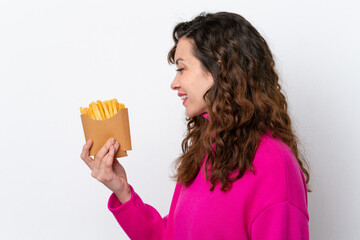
[80,108,132,158]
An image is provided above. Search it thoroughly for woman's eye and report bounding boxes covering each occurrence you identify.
[176,68,184,73]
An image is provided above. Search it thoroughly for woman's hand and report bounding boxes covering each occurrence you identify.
[80,138,132,203]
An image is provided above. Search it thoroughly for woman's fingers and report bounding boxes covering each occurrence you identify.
[102,142,120,177]
[99,143,120,180]
[80,139,94,169]
[81,137,125,194]
[94,138,116,171]
[84,140,125,194]
[98,145,117,182]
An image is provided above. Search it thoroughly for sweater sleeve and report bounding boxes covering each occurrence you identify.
[107,184,167,240]
[250,201,309,240]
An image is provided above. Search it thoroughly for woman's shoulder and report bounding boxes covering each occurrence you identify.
[249,130,308,209]
[254,130,297,170]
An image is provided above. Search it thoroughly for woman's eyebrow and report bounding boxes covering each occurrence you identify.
[176,58,185,66]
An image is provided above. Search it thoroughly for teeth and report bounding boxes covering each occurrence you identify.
[181,95,188,100]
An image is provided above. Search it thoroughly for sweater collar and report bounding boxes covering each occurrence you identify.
[202,113,210,120]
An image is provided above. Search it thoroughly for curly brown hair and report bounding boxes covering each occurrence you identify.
[167,11,311,192]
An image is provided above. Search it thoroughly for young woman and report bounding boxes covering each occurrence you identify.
[81,11,310,239]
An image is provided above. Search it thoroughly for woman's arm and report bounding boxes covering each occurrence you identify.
[108,184,167,240]
[250,201,309,240]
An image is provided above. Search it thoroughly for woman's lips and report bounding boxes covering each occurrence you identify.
[179,94,188,105]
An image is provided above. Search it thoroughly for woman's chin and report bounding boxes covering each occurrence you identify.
[185,109,194,118]
[185,109,202,118]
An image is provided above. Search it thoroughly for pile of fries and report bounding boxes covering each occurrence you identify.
[80,99,125,120]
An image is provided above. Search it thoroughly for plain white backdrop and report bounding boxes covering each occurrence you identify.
[0,0,359,239]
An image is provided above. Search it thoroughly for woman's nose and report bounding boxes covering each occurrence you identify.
[171,74,180,90]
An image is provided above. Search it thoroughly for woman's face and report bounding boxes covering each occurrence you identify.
[171,37,214,118]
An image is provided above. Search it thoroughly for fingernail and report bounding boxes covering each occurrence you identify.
[114,141,119,147]
[110,138,115,143]
[87,139,92,144]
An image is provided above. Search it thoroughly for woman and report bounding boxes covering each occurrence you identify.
[81,11,310,239]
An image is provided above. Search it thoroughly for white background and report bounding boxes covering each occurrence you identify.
[0,0,359,239]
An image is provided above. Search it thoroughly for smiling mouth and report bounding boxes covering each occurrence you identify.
[181,95,188,100]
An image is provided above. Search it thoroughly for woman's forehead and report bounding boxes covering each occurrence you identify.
[175,38,194,65]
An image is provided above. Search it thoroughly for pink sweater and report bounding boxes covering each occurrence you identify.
[108,113,309,239]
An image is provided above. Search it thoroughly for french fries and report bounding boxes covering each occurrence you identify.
[80,98,125,120]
